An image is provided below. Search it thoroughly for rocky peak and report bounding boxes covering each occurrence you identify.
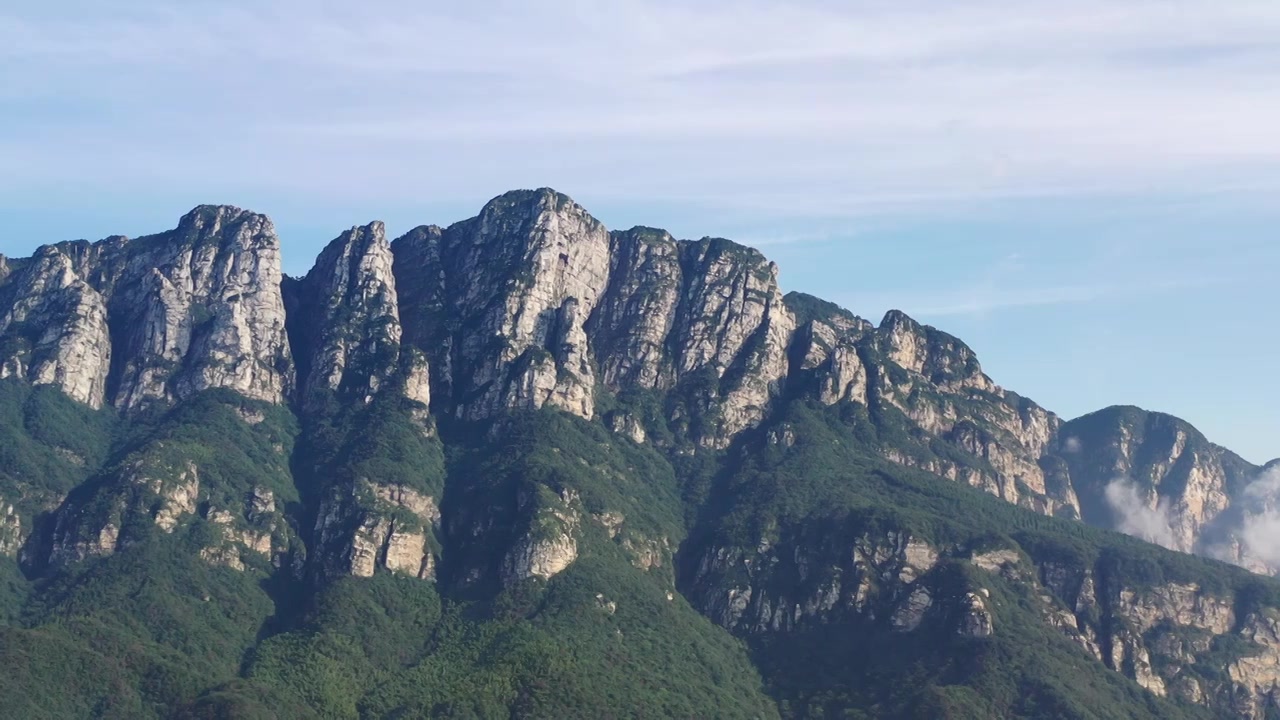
[289,221,422,407]
[391,188,610,422]
[1059,406,1256,560]
[660,238,795,446]
[0,205,294,411]
[785,292,871,334]
[876,309,990,392]
[588,226,682,390]
[784,293,873,407]
[175,204,265,237]
[0,243,112,408]
[108,205,293,409]
[389,224,445,348]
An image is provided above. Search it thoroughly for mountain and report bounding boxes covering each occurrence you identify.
[0,188,1277,718]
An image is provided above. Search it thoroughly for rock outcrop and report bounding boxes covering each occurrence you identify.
[1059,406,1269,571]
[500,486,581,584]
[686,523,969,635]
[593,227,800,447]
[392,190,610,423]
[287,221,430,410]
[390,193,794,448]
[0,206,293,410]
[0,247,112,408]
[313,480,441,581]
[0,500,23,557]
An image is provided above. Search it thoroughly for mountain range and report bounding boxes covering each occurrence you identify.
[0,188,1277,718]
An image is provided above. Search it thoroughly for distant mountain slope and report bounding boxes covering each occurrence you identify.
[0,188,1275,718]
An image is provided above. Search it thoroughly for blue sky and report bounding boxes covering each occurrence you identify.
[1,1,1277,462]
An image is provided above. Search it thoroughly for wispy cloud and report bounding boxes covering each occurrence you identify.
[908,283,1116,317]
[2,0,1280,212]
[1105,478,1180,550]
[905,276,1219,317]
[834,256,1221,319]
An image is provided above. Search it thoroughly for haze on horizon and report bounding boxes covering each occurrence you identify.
[2,0,1277,462]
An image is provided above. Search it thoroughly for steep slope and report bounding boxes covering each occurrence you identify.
[680,397,1280,718]
[0,205,293,411]
[788,296,1078,518]
[1060,407,1273,573]
[0,189,1275,719]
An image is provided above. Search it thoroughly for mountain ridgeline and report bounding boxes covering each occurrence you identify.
[0,189,1277,719]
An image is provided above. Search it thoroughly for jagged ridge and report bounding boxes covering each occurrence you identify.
[1,187,1278,717]
[1,188,1274,575]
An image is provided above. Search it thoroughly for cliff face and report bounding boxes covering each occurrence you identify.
[783,296,1078,518]
[0,206,293,411]
[391,190,610,423]
[389,191,794,449]
[1,187,1277,719]
[687,519,1280,718]
[0,189,1270,581]
[1060,406,1272,573]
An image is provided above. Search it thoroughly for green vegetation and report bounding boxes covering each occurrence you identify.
[0,375,1277,718]
[684,397,1277,718]
[0,379,115,517]
[227,557,776,719]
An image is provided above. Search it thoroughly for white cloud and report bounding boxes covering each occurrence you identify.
[1231,466,1280,567]
[1104,478,1179,550]
[3,0,1280,212]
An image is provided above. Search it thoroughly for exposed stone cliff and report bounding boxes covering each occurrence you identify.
[0,205,293,411]
[1060,406,1271,572]
[1,190,1271,581]
[2,188,1276,718]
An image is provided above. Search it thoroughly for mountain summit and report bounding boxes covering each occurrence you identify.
[0,189,1277,718]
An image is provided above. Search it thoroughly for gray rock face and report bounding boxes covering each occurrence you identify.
[785,299,1079,517]
[688,522,1280,719]
[789,310,872,407]
[1071,576,1275,715]
[391,189,610,423]
[869,310,1074,514]
[391,196,794,448]
[687,526,949,634]
[0,205,294,410]
[957,592,994,637]
[0,500,22,557]
[313,480,440,581]
[288,221,429,410]
[1059,406,1268,570]
[589,227,682,390]
[110,206,293,408]
[42,448,291,572]
[659,239,795,447]
[0,247,112,407]
[592,231,797,447]
[501,497,580,584]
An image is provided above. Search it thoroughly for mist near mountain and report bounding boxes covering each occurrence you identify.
[1104,478,1179,550]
